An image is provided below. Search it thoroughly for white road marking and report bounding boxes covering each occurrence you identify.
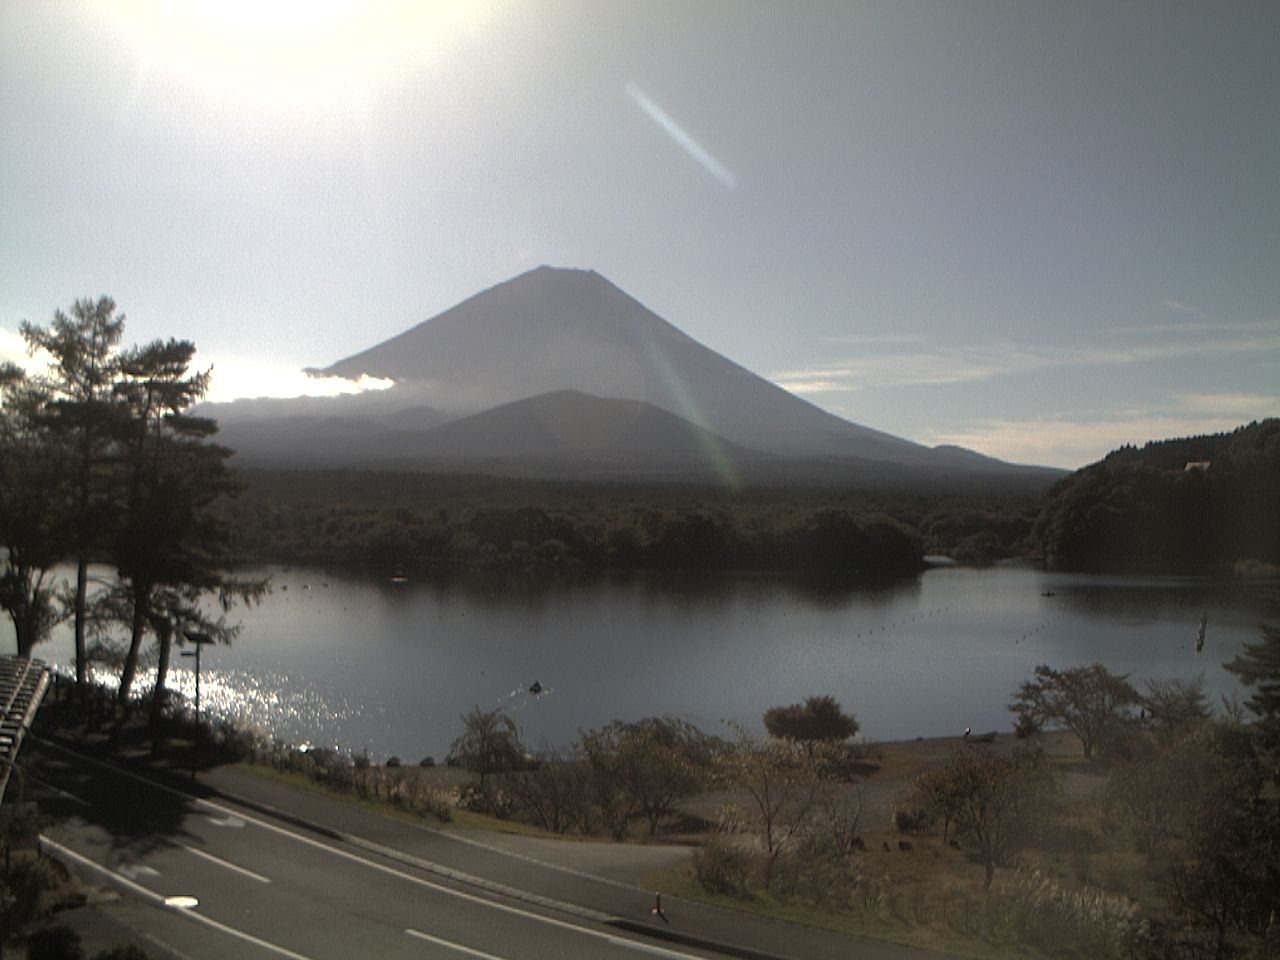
[207,814,247,828]
[405,928,511,959]
[30,776,92,808]
[143,931,201,960]
[144,931,200,960]
[35,738,710,960]
[181,843,271,883]
[439,829,644,892]
[39,835,318,960]
[189,800,711,959]
[118,863,160,880]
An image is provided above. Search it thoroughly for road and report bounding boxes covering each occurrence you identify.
[31,741,731,960]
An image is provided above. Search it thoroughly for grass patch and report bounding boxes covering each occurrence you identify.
[233,762,561,839]
[641,863,1054,960]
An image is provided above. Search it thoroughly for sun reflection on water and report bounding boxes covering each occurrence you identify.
[68,663,359,753]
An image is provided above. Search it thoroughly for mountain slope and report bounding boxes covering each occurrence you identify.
[322,266,927,463]
[377,390,764,479]
[204,266,1064,488]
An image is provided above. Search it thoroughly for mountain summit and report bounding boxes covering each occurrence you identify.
[322,266,922,462]
[211,266,1061,488]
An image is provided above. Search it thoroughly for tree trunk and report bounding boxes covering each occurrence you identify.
[149,618,173,735]
[13,607,33,658]
[74,559,88,692]
[117,590,149,711]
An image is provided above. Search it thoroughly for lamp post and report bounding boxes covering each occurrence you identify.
[180,631,214,778]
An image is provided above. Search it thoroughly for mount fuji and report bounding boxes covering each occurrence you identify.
[207,267,1062,489]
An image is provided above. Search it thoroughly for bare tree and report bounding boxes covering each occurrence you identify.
[508,745,592,835]
[447,706,526,776]
[717,727,829,890]
[911,745,1058,888]
[579,717,711,838]
[1142,675,1212,742]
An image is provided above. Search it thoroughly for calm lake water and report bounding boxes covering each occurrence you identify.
[8,564,1273,762]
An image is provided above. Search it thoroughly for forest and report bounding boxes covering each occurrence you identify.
[213,467,1043,576]
[1030,420,1280,573]
[209,421,1280,579]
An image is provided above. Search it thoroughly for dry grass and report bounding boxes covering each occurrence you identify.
[658,730,1164,960]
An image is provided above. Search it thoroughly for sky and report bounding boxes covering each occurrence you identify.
[2,0,1277,470]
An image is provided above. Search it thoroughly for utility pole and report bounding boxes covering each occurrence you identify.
[180,632,214,778]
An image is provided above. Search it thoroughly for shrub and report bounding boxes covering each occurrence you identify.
[1014,712,1040,739]
[27,925,84,960]
[508,752,592,835]
[0,857,59,942]
[420,755,435,767]
[386,756,401,768]
[893,805,935,835]
[992,866,1145,957]
[763,695,858,746]
[457,779,513,819]
[91,947,151,960]
[692,836,756,896]
[771,835,862,909]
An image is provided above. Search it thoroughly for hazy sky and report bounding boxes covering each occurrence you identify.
[3,0,1277,469]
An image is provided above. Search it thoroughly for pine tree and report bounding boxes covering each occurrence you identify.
[110,338,263,710]
[20,298,127,688]
[1224,599,1280,739]
[0,365,70,654]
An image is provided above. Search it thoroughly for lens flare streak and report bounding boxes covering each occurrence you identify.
[625,82,739,190]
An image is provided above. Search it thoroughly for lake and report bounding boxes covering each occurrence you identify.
[7,564,1273,762]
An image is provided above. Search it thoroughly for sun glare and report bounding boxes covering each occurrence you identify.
[102,0,495,113]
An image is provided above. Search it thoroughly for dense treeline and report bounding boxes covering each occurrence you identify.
[215,468,1044,576]
[1030,420,1280,572]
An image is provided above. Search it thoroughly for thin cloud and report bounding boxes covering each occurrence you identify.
[625,82,738,190]
[1112,300,1280,336]
[821,332,927,346]
[924,412,1263,471]
[1159,299,1213,322]
[922,388,1277,469]
[1112,318,1279,337]
[774,377,850,395]
[770,331,1280,393]
[1170,392,1280,418]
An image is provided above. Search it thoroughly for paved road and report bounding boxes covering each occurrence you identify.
[31,736,955,960]
[32,741,731,960]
